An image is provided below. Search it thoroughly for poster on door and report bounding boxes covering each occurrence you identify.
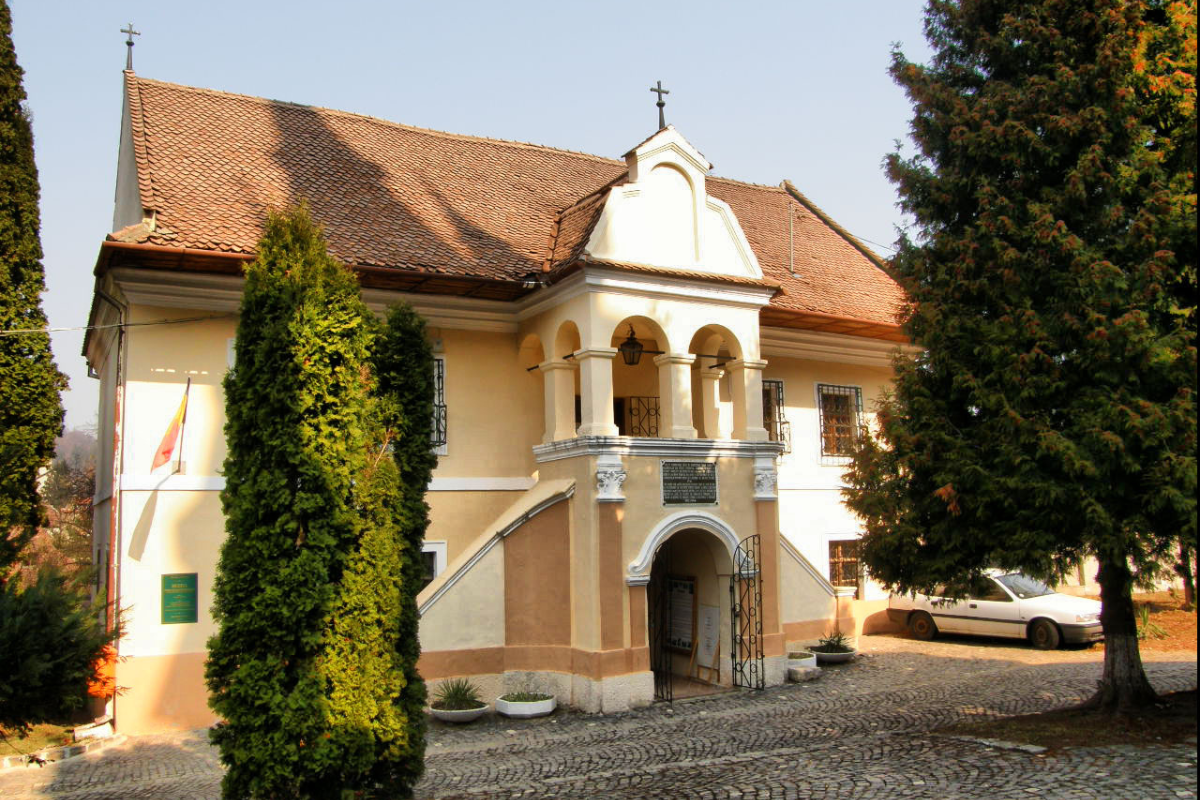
[667,576,695,651]
[696,604,719,668]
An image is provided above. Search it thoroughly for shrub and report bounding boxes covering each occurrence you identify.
[431,679,485,711]
[0,570,115,732]
[813,630,855,653]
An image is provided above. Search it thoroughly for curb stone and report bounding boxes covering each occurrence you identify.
[0,734,127,770]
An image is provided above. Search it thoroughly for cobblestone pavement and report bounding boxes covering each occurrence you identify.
[1,637,1194,799]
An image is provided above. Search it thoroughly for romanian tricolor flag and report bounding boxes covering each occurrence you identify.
[151,378,190,471]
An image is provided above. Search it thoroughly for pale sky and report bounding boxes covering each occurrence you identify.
[9,0,932,430]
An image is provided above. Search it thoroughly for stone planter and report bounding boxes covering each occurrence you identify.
[786,651,818,669]
[812,648,857,664]
[429,705,488,723]
[495,696,556,719]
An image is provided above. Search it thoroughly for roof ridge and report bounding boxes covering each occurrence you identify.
[131,75,629,168]
[130,78,819,195]
[705,174,789,193]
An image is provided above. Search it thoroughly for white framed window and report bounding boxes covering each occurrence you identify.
[432,356,447,455]
[816,383,863,460]
[421,541,447,590]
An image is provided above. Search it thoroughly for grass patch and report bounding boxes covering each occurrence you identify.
[939,690,1197,751]
[0,723,73,756]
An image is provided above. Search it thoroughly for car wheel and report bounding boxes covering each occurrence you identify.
[909,611,937,641]
[1029,619,1061,650]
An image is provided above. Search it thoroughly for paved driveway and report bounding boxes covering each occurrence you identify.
[2,636,1195,800]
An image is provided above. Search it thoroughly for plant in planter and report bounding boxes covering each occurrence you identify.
[495,689,556,719]
[811,630,857,664]
[786,650,818,669]
[429,678,488,723]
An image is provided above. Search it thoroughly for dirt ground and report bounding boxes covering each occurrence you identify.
[936,592,1197,750]
[1126,592,1198,653]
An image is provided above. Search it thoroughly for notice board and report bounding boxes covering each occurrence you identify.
[696,604,720,668]
[667,576,696,651]
[661,461,718,505]
[161,573,198,624]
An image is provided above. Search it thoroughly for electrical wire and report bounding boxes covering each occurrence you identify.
[0,313,236,337]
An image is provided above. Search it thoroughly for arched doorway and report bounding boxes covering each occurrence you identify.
[646,528,735,701]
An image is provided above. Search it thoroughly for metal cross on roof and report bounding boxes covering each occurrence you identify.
[649,80,669,130]
[121,22,141,70]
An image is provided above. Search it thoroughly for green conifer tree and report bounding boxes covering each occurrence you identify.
[365,303,436,793]
[845,0,1196,712]
[0,0,66,575]
[207,207,423,798]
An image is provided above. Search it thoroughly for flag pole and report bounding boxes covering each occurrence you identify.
[175,377,191,475]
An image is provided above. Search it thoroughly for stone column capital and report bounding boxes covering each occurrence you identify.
[726,358,768,372]
[538,359,577,373]
[700,367,725,382]
[652,352,697,368]
[596,454,627,503]
[573,347,618,362]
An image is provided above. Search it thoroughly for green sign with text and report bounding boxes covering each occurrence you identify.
[161,573,198,624]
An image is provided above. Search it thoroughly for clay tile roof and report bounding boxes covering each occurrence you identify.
[118,74,905,328]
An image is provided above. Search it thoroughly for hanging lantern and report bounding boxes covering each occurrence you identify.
[618,324,644,366]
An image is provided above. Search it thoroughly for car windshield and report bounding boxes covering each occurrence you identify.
[996,573,1055,599]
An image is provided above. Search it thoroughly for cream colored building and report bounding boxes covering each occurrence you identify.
[86,72,912,735]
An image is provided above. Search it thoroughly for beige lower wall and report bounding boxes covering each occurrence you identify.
[505,501,571,646]
[115,651,216,735]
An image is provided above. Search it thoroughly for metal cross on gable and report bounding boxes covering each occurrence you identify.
[121,22,141,70]
[649,80,669,130]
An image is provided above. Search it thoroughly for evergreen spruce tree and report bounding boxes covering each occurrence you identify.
[0,0,66,575]
[845,0,1196,712]
[207,207,423,798]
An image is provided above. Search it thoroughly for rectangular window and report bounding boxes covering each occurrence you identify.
[817,384,862,458]
[432,357,447,454]
[762,379,791,453]
[828,540,861,598]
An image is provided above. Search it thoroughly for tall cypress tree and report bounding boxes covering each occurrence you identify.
[845,0,1196,712]
[365,303,436,794]
[0,0,66,575]
[207,207,423,798]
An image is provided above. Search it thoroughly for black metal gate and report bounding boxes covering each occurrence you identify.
[649,548,673,702]
[730,535,764,689]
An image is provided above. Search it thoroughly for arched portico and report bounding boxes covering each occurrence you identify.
[627,511,741,585]
[643,523,737,700]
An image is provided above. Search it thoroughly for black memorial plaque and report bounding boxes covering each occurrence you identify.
[661,461,718,505]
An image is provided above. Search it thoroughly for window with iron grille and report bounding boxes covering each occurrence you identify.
[432,357,447,454]
[762,379,791,453]
[817,383,862,458]
[626,396,660,437]
[828,539,861,598]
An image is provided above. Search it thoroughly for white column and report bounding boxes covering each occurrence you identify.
[539,360,578,443]
[699,367,724,439]
[654,353,697,439]
[574,348,619,436]
[728,358,769,441]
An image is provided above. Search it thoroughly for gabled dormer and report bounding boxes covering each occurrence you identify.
[583,127,762,280]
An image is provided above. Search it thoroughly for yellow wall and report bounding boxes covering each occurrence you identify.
[434,327,543,477]
[427,491,526,563]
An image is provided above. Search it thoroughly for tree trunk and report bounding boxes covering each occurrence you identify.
[1085,557,1158,713]
[1178,544,1195,609]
